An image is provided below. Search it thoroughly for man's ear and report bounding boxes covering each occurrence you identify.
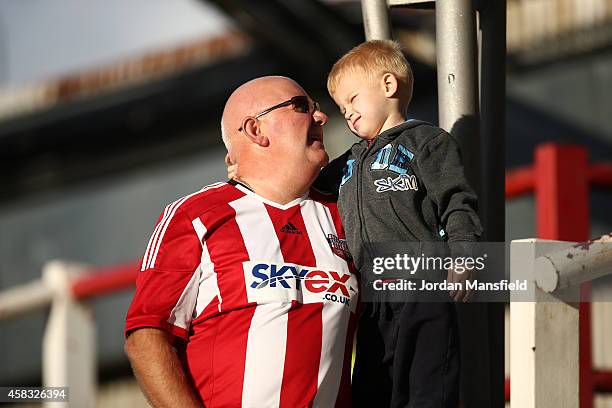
[242,117,269,147]
[382,73,399,98]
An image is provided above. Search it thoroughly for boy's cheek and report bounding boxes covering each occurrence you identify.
[347,121,356,133]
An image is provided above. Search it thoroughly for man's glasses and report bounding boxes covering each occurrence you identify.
[238,96,320,131]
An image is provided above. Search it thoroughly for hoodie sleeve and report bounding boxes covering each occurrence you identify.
[312,148,352,195]
[413,131,483,243]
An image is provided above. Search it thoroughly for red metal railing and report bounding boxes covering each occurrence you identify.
[506,162,612,199]
[505,143,612,407]
[71,261,140,300]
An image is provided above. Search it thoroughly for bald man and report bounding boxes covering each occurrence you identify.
[125,76,359,408]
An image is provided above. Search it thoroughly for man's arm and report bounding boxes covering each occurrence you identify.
[125,328,202,408]
[312,148,352,195]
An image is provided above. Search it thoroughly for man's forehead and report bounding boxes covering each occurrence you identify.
[224,76,307,125]
[261,80,305,98]
[246,79,304,106]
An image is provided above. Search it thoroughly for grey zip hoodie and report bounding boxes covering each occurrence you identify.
[314,120,483,271]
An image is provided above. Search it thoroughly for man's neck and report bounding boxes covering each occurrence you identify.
[236,172,313,205]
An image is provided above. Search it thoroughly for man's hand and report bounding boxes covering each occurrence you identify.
[125,328,202,408]
[446,267,476,302]
[225,154,238,180]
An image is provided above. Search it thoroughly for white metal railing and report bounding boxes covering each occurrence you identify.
[0,261,95,408]
[535,234,612,293]
[510,233,612,408]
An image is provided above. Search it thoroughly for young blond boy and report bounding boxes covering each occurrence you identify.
[315,40,483,407]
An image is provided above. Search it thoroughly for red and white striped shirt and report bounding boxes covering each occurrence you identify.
[126,181,358,408]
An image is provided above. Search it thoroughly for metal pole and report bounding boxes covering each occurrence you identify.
[535,234,612,293]
[43,260,96,408]
[435,2,491,407]
[510,240,580,408]
[479,0,505,243]
[477,2,506,407]
[361,0,392,40]
[435,0,480,191]
[0,280,53,320]
[534,143,593,408]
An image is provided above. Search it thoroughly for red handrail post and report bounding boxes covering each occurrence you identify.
[534,143,592,408]
[535,143,589,241]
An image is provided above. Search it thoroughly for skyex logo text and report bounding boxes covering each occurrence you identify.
[243,261,357,310]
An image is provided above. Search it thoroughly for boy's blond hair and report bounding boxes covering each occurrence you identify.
[327,40,413,102]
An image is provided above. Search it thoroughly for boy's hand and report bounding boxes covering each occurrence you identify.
[446,267,475,302]
[225,154,238,180]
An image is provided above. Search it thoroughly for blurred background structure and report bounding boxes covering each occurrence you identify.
[0,0,612,407]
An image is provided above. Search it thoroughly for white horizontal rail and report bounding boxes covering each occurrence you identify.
[535,233,612,292]
[0,279,53,320]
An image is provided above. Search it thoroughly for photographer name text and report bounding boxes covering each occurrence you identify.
[373,279,528,291]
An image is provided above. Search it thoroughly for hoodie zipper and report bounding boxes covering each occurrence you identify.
[353,121,421,266]
[356,138,378,254]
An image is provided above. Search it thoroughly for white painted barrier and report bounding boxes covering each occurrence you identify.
[535,234,612,293]
[511,235,612,408]
[511,239,580,408]
[0,260,96,408]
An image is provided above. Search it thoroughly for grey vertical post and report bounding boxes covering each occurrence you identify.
[478,1,506,407]
[436,2,494,408]
[361,0,392,40]
[479,0,505,242]
[435,0,480,192]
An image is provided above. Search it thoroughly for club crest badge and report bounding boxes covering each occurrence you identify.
[326,234,353,262]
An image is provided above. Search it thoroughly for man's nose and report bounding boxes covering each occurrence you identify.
[344,110,352,121]
[313,110,328,126]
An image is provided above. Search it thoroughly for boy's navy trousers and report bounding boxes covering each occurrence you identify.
[352,299,460,408]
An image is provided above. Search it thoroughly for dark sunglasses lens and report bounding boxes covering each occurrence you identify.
[292,97,310,113]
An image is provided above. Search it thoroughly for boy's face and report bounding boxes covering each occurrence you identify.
[332,70,393,141]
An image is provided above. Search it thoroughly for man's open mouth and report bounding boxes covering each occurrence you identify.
[308,133,323,143]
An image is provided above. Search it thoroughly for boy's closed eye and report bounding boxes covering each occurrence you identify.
[340,96,357,118]
[347,95,357,111]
